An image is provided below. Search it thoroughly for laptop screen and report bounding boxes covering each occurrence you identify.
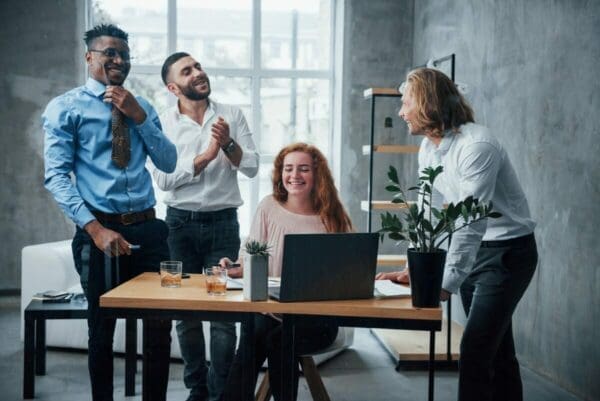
[271,233,379,302]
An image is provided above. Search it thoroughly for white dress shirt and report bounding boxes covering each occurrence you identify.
[418,123,536,293]
[151,100,259,211]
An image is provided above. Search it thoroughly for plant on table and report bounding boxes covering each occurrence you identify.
[379,165,501,307]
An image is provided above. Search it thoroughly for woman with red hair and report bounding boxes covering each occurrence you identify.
[221,142,352,401]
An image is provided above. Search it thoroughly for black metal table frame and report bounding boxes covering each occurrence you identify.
[102,307,441,401]
[23,300,138,399]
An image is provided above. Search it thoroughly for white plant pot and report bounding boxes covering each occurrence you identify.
[243,254,268,301]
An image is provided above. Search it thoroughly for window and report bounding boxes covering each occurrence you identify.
[89,0,335,236]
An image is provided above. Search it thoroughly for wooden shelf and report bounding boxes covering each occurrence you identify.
[363,87,402,98]
[362,144,420,155]
[361,200,412,211]
[371,318,463,362]
[377,254,407,267]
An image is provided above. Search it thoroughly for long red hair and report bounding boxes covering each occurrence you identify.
[272,143,353,233]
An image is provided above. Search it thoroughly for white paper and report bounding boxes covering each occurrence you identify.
[374,280,411,297]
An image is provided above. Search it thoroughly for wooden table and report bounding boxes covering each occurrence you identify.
[100,272,442,401]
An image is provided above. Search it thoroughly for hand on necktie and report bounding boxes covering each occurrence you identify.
[104,86,146,124]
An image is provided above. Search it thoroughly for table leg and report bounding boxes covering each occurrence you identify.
[281,315,295,401]
[429,330,436,401]
[23,315,35,399]
[125,318,137,396]
[241,315,255,401]
[142,319,150,401]
[35,318,46,375]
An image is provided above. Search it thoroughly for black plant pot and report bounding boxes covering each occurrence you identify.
[407,249,446,308]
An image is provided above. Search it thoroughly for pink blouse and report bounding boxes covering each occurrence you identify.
[243,195,327,277]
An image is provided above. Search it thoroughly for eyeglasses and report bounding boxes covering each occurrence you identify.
[89,48,132,62]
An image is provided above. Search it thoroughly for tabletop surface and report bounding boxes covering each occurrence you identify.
[100,273,441,321]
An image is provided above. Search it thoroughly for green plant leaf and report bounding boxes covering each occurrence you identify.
[245,239,271,257]
[385,185,400,192]
[389,232,405,241]
[463,195,473,209]
[461,204,469,222]
[387,166,399,184]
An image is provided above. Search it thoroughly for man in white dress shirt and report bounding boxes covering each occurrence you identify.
[151,52,259,401]
[393,68,537,401]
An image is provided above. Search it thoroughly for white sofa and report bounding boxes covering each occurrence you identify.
[20,240,352,363]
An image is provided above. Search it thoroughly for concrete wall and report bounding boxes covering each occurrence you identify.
[0,0,83,290]
[411,1,600,399]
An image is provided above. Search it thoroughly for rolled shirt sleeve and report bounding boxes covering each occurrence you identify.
[232,108,259,178]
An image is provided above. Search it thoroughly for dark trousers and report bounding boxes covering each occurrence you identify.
[166,206,240,401]
[72,218,172,401]
[458,234,538,401]
[222,314,338,401]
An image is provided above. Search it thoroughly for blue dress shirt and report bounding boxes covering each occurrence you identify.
[43,78,177,228]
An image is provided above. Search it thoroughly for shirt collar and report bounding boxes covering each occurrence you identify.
[175,98,215,123]
[85,78,107,97]
[434,129,456,156]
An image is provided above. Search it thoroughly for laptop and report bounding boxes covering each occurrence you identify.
[269,233,379,302]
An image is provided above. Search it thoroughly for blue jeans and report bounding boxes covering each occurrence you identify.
[72,218,172,401]
[166,207,240,401]
[458,233,538,401]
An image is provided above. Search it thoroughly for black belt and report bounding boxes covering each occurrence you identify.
[167,206,237,221]
[92,208,156,225]
[480,233,534,248]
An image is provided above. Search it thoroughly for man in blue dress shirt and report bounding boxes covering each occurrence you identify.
[43,24,177,401]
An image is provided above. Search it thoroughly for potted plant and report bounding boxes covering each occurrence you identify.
[379,165,501,307]
[243,240,271,301]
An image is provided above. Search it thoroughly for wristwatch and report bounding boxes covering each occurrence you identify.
[222,139,236,154]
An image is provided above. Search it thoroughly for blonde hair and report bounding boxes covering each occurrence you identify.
[405,68,474,137]
[272,143,353,233]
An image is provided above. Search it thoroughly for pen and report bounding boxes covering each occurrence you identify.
[128,244,141,250]
[216,263,241,268]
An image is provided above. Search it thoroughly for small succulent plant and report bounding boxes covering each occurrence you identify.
[244,240,271,257]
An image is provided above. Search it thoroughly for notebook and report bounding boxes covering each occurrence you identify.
[269,233,379,302]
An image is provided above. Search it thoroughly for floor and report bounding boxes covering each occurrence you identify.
[0,295,583,401]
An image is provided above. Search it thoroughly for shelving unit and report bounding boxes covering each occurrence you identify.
[364,53,461,370]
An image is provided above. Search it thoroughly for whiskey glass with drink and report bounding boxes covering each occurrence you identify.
[204,266,228,295]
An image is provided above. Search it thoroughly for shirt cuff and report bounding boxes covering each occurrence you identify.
[181,155,196,177]
[237,149,259,171]
[132,113,154,134]
[75,208,96,229]
[441,266,468,294]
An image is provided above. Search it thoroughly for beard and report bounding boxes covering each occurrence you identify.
[179,78,211,101]
[103,62,130,86]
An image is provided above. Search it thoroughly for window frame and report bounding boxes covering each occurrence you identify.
[86,0,338,234]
